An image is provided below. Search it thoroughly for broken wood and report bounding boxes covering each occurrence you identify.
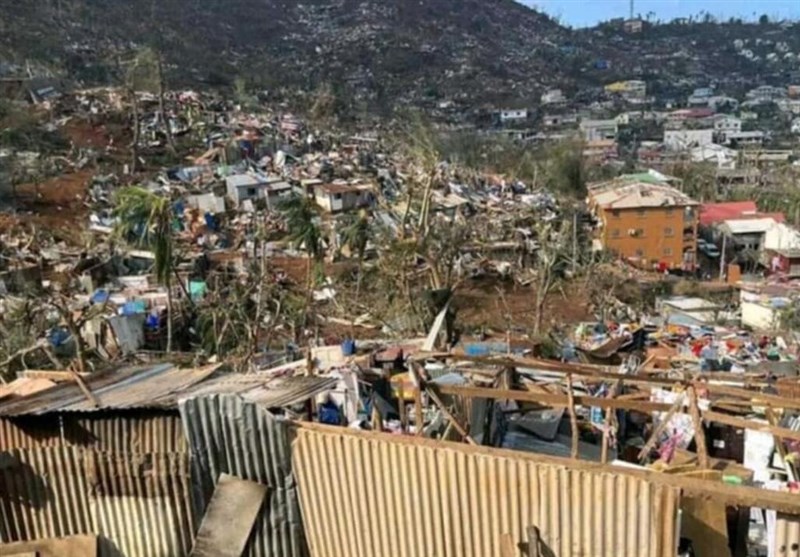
[766,407,798,482]
[639,394,685,462]
[70,369,99,408]
[427,386,477,446]
[688,387,710,470]
[566,374,578,460]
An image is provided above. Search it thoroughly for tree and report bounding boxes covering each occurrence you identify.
[532,220,574,335]
[279,194,323,334]
[340,209,372,298]
[759,14,770,25]
[113,187,176,352]
[400,112,440,237]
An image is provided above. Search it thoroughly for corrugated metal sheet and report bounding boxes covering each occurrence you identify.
[0,447,92,542]
[88,451,195,557]
[774,512,800,557]
[0,447,195,557]
[183,375,337,408]
[0,413,186,453]
[0,364,218,416]
[74,413,187,453]
[292,426,680,557]
[179,395,306,557]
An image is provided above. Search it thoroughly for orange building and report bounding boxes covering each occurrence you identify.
[588,175,699,271]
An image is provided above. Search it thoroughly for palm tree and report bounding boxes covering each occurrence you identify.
[113,187,176,352]
[279,193,324,292]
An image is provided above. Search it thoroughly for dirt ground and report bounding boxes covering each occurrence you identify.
[1,169,92,242]
[455,278,593,334]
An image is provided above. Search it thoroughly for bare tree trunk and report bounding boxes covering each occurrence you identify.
[165,274,173,353]
[129,88,140,174]
[156,53,176,155]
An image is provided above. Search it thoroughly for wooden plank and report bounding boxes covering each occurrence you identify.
[703,410,800,443]
[567,374,578,460]
[19,370,91,382]
[189,474,269,557]
[436,384,676,413]
[70,369,99,408]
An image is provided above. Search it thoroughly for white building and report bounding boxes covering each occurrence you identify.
[724,130,765,147]
[579,119,618,142]
[225,172,292,208]
[663,129,714,151]
[499,109,529,123]
[740,289,789,331]
[690,144,737,169]
[313,183,374,214]
[541,89,566,105]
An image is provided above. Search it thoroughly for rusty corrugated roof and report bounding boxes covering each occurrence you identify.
[0,364,219,416]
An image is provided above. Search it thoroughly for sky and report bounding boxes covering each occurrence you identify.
[521,0,800,28]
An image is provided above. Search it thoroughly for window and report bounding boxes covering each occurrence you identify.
[635,228,645,237]
[663,247,673,256]
[611,228,621,238]
[635,249,644,257]
[664,227,674,237]
[666,208,674,218]
[333,193,343,200]
[247,187,257,197]
[637,209,646,218]
[612,210,621,218]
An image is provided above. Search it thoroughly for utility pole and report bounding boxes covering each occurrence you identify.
[719,233,727,282]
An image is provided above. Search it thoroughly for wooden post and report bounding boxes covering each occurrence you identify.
[767,407,798,482]
[601,379,623,464]
[688,386,710,469]
[409,363,425,436]
[567,374,579,460]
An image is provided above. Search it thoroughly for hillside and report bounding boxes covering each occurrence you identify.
[1,1,799,110]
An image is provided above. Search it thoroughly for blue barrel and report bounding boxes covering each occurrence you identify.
[341,339,356,356]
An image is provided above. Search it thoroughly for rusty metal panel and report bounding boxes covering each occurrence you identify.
[0,364,220,416]
[0,448,196,557]
[0,417,63,450]
[88,451,196,557]
[775,513,800,557]
[0,447,93,542]
[292,427,680,557]
[73,413,187,453]
[0,413,186,453]
[179,395,306,557]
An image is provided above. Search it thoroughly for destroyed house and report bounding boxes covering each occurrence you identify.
[225,172,292,208]
[0,363,337,557]
[588,174,699,270]
[313,183,374,214]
